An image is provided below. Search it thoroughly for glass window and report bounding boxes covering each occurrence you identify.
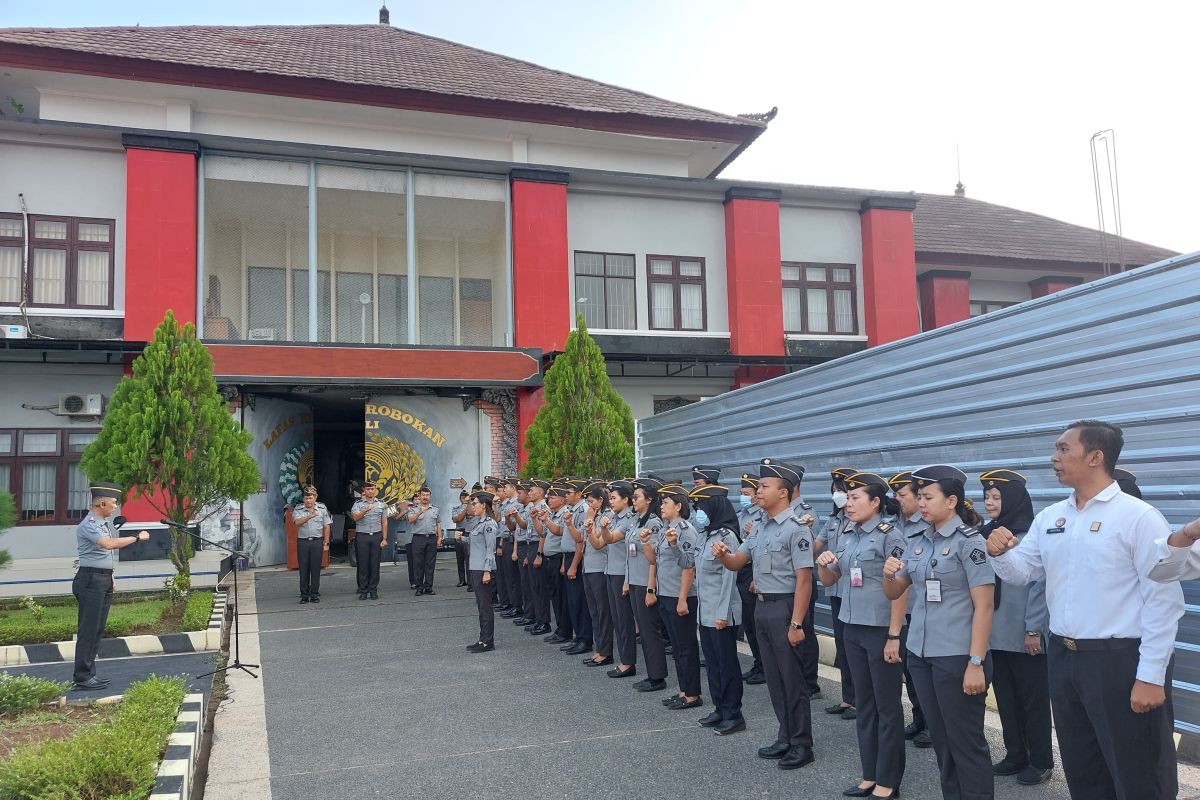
[32,249,67,305]
[0,218,21,237]
[782,286,804,331]
[419,275,454,345]
[21,432,59,454]
[33,220,67,240]
[650,259,672,276]
[0,246,20,304]
[248,267,287,340]
[21,462,55,522]
[378,275,408,345]
[782,262,859,335]
[0,464,9,493]
[832,267,852,283]
[336,271,374,344]
[292,270,332,343]
[67,432,97,453]
[67,463,90,519]
[0,431,12,454]
[77,223,111,243]
[459,278,493,346]
[805,266,826,282]
[806,288,829,332]
[573,252,637,330]
[646,255,706,331]
[3,428,99,525]
[0,215,114,310]
[650,282,674,328]
[75,250,110,306]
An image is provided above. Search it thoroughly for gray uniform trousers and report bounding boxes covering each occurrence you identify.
[607,575,637,665]
[584,573,612,657]
[843,624,905,787]
[755,596,814,748]
[72,567,113,683]
[629,585,668,681]
[907,653,993,800]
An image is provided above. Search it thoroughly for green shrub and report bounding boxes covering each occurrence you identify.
[0,674,71,714]
[0,675,186,799]
[0,591,213,646]
[181,591,214,632]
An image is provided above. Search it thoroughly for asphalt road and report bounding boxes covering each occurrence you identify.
[1,650,218,705]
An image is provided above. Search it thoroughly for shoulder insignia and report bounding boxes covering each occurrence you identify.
[890,545,905,558]
[800,502,813,511]
[878,522,893,532]
[789,515,813,527]
[968,547,987,566]
[958,525,981,537]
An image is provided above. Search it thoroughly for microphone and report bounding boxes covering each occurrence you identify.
[112,515,127,530]
[159,518,190,530]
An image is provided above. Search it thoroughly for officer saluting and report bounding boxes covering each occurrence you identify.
[459,490,499,653]
[73,482,150,690]
[712,458,816,770]
[293,485,331,604]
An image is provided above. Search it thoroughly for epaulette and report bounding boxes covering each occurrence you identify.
[789,515,813,527]
[799,502,813,511]
[878,521,893,532]
[957,524,981,537]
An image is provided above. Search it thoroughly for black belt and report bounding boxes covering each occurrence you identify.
[756,592,793,603]
[79,566,113,574]
[413,533,436,537]
[1050,633,1140,652]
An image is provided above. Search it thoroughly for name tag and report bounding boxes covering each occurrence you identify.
[926,579,942,602]
[850,567,864,588]
[628,541,638,559]
[761,551,773,575]
[1046,527,1065,535]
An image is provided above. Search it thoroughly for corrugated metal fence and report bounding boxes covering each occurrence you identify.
[638,251,1200,732]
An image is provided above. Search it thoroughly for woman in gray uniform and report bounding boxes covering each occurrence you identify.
[817,472,908,799]
[883,465,996,800]
[629,478,669,693]
[580,481,614,666]
[817,466,858,719]
[693,488,745,734]
[979,469,1052,786]
[595,481,638,678]
[460,490,499,653]
[647,484,702,709]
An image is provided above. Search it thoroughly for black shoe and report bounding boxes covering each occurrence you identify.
[424,589,436,596]
[514,618,531,626]
[607,666,636,678]
[758,740,789,759]
[467,642,495,653]
[457,581,467,587]
[530,624,551,635]
[809,688,824,699]
[500,609,521,618]
[585,656,613,667]
[744,669,766,685]
[826,703,851,715]
[778,745,814,770]
[667,695,702,709]
[71,677,110,691]
[358,593,367,600]
[1016,766,1052,786]
[565,643,590,655]
[467,585,474,592]
[368,591,378,600]
[415,588,425,596]
[663,694,682,706]
[311,596,320,603]
[410,583,417,589]
[843,784,876,798]
[903,721,922,739]
[912,730,932,748]
[714,717,746,736]
[635,678,667,692]
[741,665,760,680]
[699,710,723,727]
[545,634,569,644]
[841,707,857,721]
[992,758,1025,776]
[300,597,309,604]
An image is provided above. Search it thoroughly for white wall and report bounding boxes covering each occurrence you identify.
[567,192,729,332]
[611,377,735,422]
[969,278,1032,304]
[779,205,865,337]
[0,137,127,314]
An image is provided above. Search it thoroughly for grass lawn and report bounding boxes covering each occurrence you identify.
[0,591,214,646]
[0,705,118,760]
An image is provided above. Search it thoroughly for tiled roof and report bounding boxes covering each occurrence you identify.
[0,24,763,135]
[914,192,1177,267]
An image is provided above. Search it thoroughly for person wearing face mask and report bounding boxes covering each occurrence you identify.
[887,471,932,750]
[817,473,908,799]
[817,466,858,719]
[630,477,669,693]
[978,469,1053,787]
[734,474,767,685]
[883,465,995,800]
[647,484,703,710]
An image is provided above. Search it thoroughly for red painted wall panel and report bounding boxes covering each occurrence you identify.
[1029,276,1083,298]
[859,208,920,346]
[724,198,784,356]
[511,180,570,353]
[124,148,198,341]
[516,386,545,469]
[917,271,971,331]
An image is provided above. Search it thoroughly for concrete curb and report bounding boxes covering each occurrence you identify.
[149,692,205,800]
[0,591,228,666]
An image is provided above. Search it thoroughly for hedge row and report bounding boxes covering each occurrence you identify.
[0,591,214,647]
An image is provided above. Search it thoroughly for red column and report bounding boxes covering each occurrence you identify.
[123,136,199,341]
[1029,275,1083,298]
[731,365,785,390]
[724,188,784,357]
[510,169,569,468]
[917,270,972,331]
[859,198,920,346]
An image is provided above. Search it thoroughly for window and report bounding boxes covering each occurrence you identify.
[970,300,1013,317]
[574,252,635,329]
[782,262,858,334]
[647,255,706,331]
[0,429,99,525]
[0,214,115,309]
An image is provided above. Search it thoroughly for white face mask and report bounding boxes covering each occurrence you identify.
[831,491,848,509]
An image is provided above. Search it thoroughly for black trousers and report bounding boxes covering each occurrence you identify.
[297,537,323,598]
[547,555,572,637]
[659,595,700,696]
[607,574,637,665]
[907,653,993,800]
[900,614,926,730]
[355,532,382,593]
[519,542,536,617]
[736,570,763,670]
[566,563,592,646]
[844,624,905,788]
[700,624,744,720]
[411,533,438,590]
[496,537,517,608]
[585,572,612,657]
[755,596,813,748]
[1048,638,1176,800]
[530,549,550,625]
[991,649,1053,771]
[801,581,820,694]
[469,569,495,645]
[629,585,668,681]
[405,541,416,586]
[829,596,856,706]
[454,538,468,583]
[72,567,113,683]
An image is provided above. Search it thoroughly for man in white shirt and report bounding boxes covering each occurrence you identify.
[985,420,1182,800]
[1147,518,1200,582]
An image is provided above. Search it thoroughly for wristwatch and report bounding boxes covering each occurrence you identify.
[886,634,900,641]
[968,655,984,666]
[1025,630,1040,637]
[789,621,803,630]
[646,588,656,595]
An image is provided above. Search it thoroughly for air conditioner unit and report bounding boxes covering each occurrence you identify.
[59,393,104,416]
[248,328,276,341]
[2,324,28,339]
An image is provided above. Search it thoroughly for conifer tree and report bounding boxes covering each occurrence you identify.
[81,311,259,589]
[522,316,636,478]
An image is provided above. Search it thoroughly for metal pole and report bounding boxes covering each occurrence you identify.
[196,152,206,337]
[406,167,417,344]
[308,161,318,341]
[504,177,514,346]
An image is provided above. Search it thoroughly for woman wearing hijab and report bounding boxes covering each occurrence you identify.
[647,484,703,710]
[980,469,1053,786]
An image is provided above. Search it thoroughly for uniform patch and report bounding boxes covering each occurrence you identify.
[1055,517,1066,528]
[890,545,904,558]
[798,538,811,551]
[969,548,986,566]
[1089,521,1102,532]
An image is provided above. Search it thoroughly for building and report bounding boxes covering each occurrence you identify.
[0,18,1176,568]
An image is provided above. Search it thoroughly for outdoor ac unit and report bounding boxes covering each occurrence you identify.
[59,393,104,416]
[248,328,276,341]
[2,324,28,339]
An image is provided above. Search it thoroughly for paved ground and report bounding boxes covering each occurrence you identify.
[238,560,1198,800]
[0,651,217,705]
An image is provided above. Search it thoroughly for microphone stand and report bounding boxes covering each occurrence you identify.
[160,519,259,679]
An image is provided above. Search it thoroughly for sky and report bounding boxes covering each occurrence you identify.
[3,0,1196,253]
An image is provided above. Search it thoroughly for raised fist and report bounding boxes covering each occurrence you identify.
[816,550,837,568]
[986,526,1018,557]
[883,556,905,580]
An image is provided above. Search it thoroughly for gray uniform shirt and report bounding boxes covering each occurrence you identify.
[626,514,662,586]
[352,499,387,534]
[469,518,498,572]
[407,504,439,536]
[736,506,815,594]
[989,529,1050,652]
[652,518,699,598]
[584,506,610,574]
[295,503,332,539]
[828,515,907,627]
[496,498,517,538]
[897,517,995,658]
[515,502,535,543]
[736,503,765,537]
[694,528,741,628]
[895,512,931,613]
[547,505,572,559]
[461,509,481,534]
[604,508,635,578]
[532,501,554,554]
[816,510,852,598]
[76,514,116,569]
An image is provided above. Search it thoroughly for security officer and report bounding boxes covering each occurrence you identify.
[734,474,767,684]
[692,464,721,489]
[541,482,574,645]
[72,482,150,690]
[648,483,702,710]
[450,487,474,588]
[816,472,907,799]
[887,470,932,749]
[460,490,499,653]
[817,466,858,719]
[407,485,441,596]
[560,479,593,656]
[692,486,745,735]
[713,459,816,770]
[293,485,331,603]
[514,481,540,628]
[598,480,639,679]
[883,465,995,800]
[350,482,392,600]
[495,478,523,618]
[580,480,614,667]
[630,477,669,693]
[987,421,1182,799]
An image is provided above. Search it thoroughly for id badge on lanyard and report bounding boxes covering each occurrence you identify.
[850,566,864,588]
[628,537,638,559]
[926,579,942,603]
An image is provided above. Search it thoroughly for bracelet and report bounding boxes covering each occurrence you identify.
[886,634,900,641]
